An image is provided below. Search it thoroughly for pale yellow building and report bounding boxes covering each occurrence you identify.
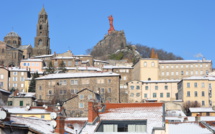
[178,76,215,107]
[128,80,179,103]
[132,58,212,81]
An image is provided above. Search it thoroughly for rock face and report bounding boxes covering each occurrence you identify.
[91,30,126,60]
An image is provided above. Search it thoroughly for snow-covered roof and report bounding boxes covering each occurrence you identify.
[8,67,28,72]
[167,122,212,134]
[103,65,133,69]
[3,106,51,114]
[75,55,91,57]
[0,89,10,94]
[66,67,101,71]
[141,80,180,83]
[81,103,164,134]
[94,59,109,63]
[21,59,43,62]
[82,60,89,64]
[190,107,215,113]
[65,117,88,121]
[36,72,120,80]
[183,76,215,81]
[11,116,54,133]
[34,54,54,58]
[166,110,186,117]
[188,116,215,122]
[53,57,74,59]
[159,60,212,64]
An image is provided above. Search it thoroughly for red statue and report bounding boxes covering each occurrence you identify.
[108,15,115,34]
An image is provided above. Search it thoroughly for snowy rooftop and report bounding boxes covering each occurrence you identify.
[66,67,101,71]
[94,59,109,63]
[11,116,54,133]
[36,72,120,80]
[167,122,212,134]
[190,107,215,113]
[8,67,28,72]
[65,117,88,121]
[183,76,215,81]
[21,59,43,62]
[3,106,51,114]
[141,80,180,83]
[0,89,10,94]
[81,103,164,134]
[34,54,54,58]
[159,60,212,64]
[166,110,186,117]
[103,65,133,69]
[53,57,74,59]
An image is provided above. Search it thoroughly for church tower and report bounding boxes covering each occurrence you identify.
[33,7,51,56]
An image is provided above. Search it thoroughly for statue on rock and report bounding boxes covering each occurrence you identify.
[108,15,115,34]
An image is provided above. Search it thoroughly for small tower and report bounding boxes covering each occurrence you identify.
[33,7,51,56]
[150,48,159,59]
[4,31,21,48]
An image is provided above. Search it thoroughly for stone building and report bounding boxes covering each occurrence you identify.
[63,88,100,117]
[127,80,179,103]
[35,72,120,104]
[102,65,133,103]
[0,67,9,90]
[133,58,212,81]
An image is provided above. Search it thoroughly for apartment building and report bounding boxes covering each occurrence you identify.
[102,65,133,103]
[132,58,212,81]
[8,67,31,92]
[0,67,9,90]
[35,72,120,104]
[20,59,44,73]
[178,76,215,107]
[128,80,179,103]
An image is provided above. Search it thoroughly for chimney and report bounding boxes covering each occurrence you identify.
[195,113,201,122]
[54,115,65,134]
[183,117,188,122]
[88,101,98,124]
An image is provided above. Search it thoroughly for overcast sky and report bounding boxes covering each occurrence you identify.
[0,0,215,65]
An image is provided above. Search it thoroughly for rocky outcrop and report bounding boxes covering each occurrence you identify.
[91,31,126,60]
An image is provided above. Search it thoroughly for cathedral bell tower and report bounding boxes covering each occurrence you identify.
[33,7,51,56]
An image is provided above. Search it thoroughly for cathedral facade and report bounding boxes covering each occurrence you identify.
[0,7,51,67]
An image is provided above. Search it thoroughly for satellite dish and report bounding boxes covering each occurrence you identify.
[50,120,57,128]
[0,111,7,120]
[50,112,57,120]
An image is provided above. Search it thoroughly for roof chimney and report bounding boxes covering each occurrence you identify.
[195,113,201,122]
[54,115,65,134]
[88,101,98,124]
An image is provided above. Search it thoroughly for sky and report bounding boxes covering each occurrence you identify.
[0,0,215,65]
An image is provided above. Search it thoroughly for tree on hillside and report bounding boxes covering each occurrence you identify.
[58,61,67,73]
[45,61,55,74]
[183,101,201,115]
[28,72,39,92]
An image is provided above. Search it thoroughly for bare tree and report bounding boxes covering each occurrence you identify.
[183,101,201,115]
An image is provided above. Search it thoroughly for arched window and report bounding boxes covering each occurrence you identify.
[13,40,16,44]
[151,62,155,67]
[7,41,10,44]
[144,62,147,67]
[38,39,43,45]
[39,25,42,30]
[2,49,4,53]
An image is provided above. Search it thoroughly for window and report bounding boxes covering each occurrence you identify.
[108,79,111,83]
[209,83,212,88]
[13,77,17,81]
[202,91,205,97]
[68,61,72,66]
[136,86,140,90]
[8,101,13,106]
[97,79,104,84]
[20,101,23,106]
[59,80,67,85]
[144,94,147,98]
[145,86,148,90]
[171,72,174,76]
[0,74,4,79]
[60,90,63,95]
[75,61,79,65]
[161,72,164,76]
[166,65,169,68]
[206,70,209,75]
[153,93,157,98]
[176,65,178,68]
[202,101,205,106]
[130,86,134,90]
[155,86,158,90]
[187,83,190,88]
[200,71,203,74]
[166,72,169,76]
[181,71,184,75]
[181,65,183,68]
[190,71,193,75]
[13,72,17,75]
[144,62,147,67]
[79,95,84,100]
[167,93,170,98]
[0,82,3,88]
[165,85,168,90]
[48,90,52,95]
[187,91,190,97]
[21,84,24,88]
[88,95,92,100]
[41,115,45,119]
[123,76,127,80]
[201,83,205,88]
[79,103,84,108]
[186,71,188,75]
[130,93,134,97]
[160,93,163,98]
[136,93,140,97]
[13,83,17,87]
[103,124,118,132]
[151,62,155,67]
[186,65,189,68]
[194,83,198,88]
[108,88,111,93]
[20,77,25,81]
[100,88,105,94]
[195,91,198,97]
[39,86,42,90]
[71,80,78,85]
[176,72,179,75]
[195,71,198,75]
[71,89,78,94]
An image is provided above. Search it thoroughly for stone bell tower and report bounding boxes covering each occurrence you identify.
[33,7,51,56]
